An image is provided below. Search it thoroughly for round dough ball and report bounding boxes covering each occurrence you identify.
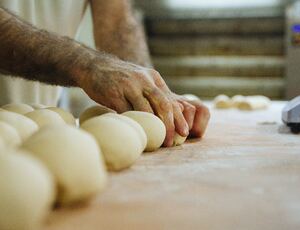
[2,103,34,115]
[122,111,166,152]
[21,125,107,205]
[237,95,270,111]
[0,121,22,147]
[231,95,245,107]
[81,115,143,171]
[213,94,232,109]
[25,109,65,128]
[47,107,76,126]
[29,103,47,110]
[173,133,187,146]
[0,149,55,230]
[102,113,147,151]
[0,110,38,141]
[79,105,116,125]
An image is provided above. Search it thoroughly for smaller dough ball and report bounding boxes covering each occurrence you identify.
[123,111,166,152]
[231,95,245,107]
[21,125,107,205]
[214,94,232,109]
[79,105,116,125]
[81,115,143,171]
[173,133,187,146]
[0,149,55,230]
[102,113,147,151]
[0,110,38,141]
[47,107,76,126]
[29,103,47,110]
[237,95,270,111]
[0,121,22,147]
[2,103,34,115]
[182,94,200,101]
[25,109,65,128]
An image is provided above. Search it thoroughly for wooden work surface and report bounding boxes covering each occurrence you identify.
[44,102,300,230]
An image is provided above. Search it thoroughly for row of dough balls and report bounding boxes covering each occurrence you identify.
[0,104,105,230]
[213,95,271,110]
[0,103,187,230]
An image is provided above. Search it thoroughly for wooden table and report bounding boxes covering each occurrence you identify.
[44,102,300,230]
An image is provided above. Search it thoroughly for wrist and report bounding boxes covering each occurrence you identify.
[57,39,97,87]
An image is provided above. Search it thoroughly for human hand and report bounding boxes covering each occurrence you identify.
[76,55,209,146]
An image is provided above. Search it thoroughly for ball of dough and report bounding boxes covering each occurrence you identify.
[102,113,147,151]
[214,94,233,109]
[25,109,65,128]
[123,111,166,152]
[2,103,34,115]
[231,95,245,107]
[79,105,116,125]
[29,103,47,110]
[0,110,38,141]
[47,107,76,126]
[81,115,143,171]
[0,149,55,230]
[0,121,22,147]
[21,125,107,205]
[173,133,187,146]
[237,95,270,111]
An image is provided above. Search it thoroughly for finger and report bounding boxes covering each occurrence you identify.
[144,87,175,147]
[172,102,189,137]
[178,100,196,130]
[188,100,210,138]
[125,89,154,113]
[109,97,133,114]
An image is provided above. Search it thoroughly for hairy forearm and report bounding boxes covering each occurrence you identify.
[0,8,98,87]
[91,0,152,67]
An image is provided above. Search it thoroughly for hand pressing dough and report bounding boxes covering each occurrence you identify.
[47,107,76,126]
[2,103,34,115]
[102,113,147,151]
[81,115,143,171]
[123,111,166,152]
[0,110,38,141]
[173,133,187,146]
[21,125,107,205]
[237,95,270,111]
[0,149,55,230]
[214,95,232,109]
[79,105,116,125]
[0,121,22,147]
[25,109,65,128]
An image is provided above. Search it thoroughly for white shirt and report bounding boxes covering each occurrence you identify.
[0,0,88,106]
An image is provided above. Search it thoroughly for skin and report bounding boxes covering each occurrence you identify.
[0,1,210,147]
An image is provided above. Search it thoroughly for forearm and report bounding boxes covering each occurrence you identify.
[91,0,152,67]
[0,8,97,87]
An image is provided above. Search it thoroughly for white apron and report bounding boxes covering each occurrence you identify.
[0,0,89,106]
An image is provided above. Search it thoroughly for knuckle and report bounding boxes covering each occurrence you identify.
[186,104,196,114]
[160,98,172,111]
[149,69,161,77]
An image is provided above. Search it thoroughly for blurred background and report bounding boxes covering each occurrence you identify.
[65,0,300,115]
